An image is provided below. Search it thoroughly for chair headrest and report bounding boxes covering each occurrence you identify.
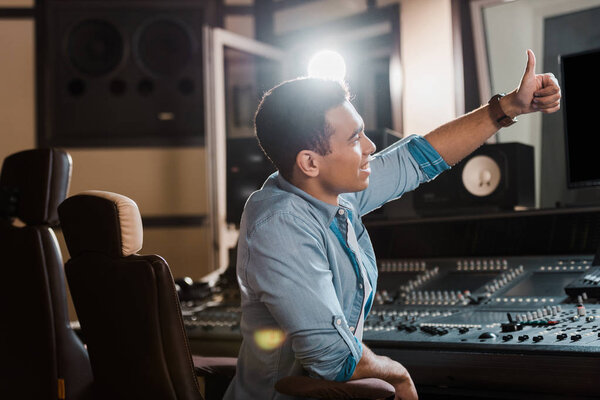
[58,191,143,258]
[0,148,72,226]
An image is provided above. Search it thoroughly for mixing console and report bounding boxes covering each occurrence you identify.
[364,254,600,399]
[364,255,600,351]
[183,254,600,398]
[183,304,241,342]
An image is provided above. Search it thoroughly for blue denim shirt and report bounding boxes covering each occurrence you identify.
[224,135,449,400]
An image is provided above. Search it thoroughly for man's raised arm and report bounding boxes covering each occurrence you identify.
[425,49,561,166]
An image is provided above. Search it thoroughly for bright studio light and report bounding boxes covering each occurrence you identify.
[307,50,346,80]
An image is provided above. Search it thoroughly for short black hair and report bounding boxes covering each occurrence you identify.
[254,77,350,180]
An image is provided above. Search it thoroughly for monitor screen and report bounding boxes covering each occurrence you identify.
[561,48,600,188]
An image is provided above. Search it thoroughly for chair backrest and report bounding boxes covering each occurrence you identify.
[0,148,93,400]
[58,191,203,400]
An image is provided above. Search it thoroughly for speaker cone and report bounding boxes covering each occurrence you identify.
[136,19,193,76]
[67,19,124,77]
[461,155,501,197]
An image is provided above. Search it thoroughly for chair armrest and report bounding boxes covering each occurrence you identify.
[192,355,237,378]
[275,375,395,400]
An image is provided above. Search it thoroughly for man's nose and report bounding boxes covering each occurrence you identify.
[362,134,376,155]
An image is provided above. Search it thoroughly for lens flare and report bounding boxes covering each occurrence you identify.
[254,328,286,350]
[307,50,346,81]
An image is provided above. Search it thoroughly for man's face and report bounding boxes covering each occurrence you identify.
[315,101,376,200]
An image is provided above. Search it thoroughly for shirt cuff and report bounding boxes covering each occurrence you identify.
[406,134,450,180]
[334,338,363,381]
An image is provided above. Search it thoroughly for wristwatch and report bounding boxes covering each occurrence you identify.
[488,93,517,128]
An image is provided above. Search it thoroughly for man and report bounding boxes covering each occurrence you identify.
[224,49,560,400]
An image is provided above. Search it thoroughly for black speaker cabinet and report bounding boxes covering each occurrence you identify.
[226,137,276,226]
[40,1,208,147]
[413,142,534,216]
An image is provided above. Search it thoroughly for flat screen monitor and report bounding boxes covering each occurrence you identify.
[561,48,600,188]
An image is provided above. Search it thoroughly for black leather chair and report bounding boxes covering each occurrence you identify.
[58,190,237,400]
[0,149,93,400]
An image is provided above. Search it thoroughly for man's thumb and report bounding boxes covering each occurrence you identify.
[524,49,536,76]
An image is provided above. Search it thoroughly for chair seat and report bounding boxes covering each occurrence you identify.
[275,375,395,400]
[192,355,237,378]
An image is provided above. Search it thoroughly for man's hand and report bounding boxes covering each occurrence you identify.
[390,373,418,400]
[503,49,561,117]
[350,345,418,400]
[424,48,561,165]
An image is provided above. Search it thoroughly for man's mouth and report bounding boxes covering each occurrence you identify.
[360,156,374,171]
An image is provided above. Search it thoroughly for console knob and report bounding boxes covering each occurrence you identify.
[479,332,497,339]
[502,335,513,341]
[518,335,529,342]
[532,335,544,342]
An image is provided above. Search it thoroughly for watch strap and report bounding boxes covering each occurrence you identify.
[488,94,517,128]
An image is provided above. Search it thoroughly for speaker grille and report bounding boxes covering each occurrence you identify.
[43,2,207,147]
[136,19,193,76]
[67,19,124,77]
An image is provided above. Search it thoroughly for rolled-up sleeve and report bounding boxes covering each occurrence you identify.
[406,135,450,180]
[244,212,363,381]
[355,134,450,215]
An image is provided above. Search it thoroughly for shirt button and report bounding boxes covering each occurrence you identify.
[338,209,345,215]
[349,326,355,332]
[336,318,342,325]
[359,283,363,289]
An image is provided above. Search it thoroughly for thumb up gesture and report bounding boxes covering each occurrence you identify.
[510,49,561,115]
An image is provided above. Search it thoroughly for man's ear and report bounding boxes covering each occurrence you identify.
[295,150,320,178]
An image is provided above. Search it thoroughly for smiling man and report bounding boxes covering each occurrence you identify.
[224,50,561,400]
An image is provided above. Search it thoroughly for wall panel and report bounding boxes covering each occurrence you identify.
[0,20,35,163]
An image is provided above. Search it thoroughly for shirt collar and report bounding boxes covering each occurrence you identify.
[274,172,353,225]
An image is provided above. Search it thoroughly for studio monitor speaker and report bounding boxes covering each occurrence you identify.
[413,142,534,216]
[41,1,208,147]
[226,137,276,226]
